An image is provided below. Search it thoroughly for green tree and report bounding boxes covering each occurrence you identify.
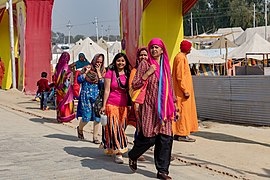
[184,0,269,36]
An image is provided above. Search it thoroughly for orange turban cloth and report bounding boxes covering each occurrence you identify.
[180,40,192,53]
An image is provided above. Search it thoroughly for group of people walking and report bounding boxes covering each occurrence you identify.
[52,38,198,180]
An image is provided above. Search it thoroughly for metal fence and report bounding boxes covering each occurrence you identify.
[193,76,270,126]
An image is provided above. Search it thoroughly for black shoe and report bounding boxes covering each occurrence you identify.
[157,172,172,180]
[129,158,137,172]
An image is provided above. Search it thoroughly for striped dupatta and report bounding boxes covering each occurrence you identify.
[148,38,175,124]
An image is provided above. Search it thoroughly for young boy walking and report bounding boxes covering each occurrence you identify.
[37,72,51,110]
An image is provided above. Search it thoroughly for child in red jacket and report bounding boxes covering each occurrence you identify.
[37,72,50,110]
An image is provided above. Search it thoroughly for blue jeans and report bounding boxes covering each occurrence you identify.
[40,92,49,110]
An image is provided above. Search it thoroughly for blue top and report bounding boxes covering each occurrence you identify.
[76,74,104,122]
[76,60,90,69]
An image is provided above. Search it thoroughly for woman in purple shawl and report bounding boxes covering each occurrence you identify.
[54,52,75,122]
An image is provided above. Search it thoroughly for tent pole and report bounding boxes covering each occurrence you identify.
[8,0,17,89]
[225,38,228,76]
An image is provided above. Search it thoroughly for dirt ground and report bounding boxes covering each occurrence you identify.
[0,89,269,180]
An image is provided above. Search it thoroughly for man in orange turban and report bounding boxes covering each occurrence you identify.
[172,40,198,142]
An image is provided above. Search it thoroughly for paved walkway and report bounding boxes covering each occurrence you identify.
[0,89,269,179]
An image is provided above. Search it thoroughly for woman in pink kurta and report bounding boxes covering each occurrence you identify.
[128,38,179,180]
[100,53,131,164]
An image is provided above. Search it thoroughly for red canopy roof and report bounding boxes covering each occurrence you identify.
[143,0,197,14]
[183,0,197,15]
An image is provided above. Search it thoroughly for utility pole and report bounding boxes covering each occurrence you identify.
[94,17,99,41]
[265,0,268,40]
[101,25,104,39]
[8,0,16,89]
[106,26,111,41]
[190,12,193,36]
[196,22,199,35]
[66,20,73,47]
[253,3,256,28]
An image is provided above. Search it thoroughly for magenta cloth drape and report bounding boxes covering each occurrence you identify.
[24,0,54,94]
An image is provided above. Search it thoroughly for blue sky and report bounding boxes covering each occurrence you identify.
[52,0,120,36]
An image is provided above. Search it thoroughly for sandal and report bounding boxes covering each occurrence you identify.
[115,154,124,164]
[77,126,84,140]
[129,158,137,172]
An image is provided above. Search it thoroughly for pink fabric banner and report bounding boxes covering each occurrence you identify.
[24,0,54,94]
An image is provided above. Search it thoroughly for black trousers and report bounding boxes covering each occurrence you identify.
[128,131,173,174]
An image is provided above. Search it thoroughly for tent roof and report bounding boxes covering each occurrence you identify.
[216,27,244,43]
[210,36,237,49]
[97,38,109,50]
[70,37,112,67]
[187,48,225,64]
[228,33,270,60]
[235,26,270,46]
[52,45,63,54]
[109,41,121,55]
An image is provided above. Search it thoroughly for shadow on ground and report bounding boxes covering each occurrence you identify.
[29,117,58,124]
[193,131,270,148]
[64,146,157,178]
[44,134,93,143]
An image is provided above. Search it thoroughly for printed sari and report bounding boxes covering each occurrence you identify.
[54,52,75,122]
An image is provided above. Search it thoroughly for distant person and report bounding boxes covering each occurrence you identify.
[48,78,56,109]
[70,53,91,99]
[54,52,76,123]
[37,72,51,111]
[100,53,131,164]
[128,38,179,180]
[172,40,198,142]
[69,53,90,70]
[76,54,105,144]
[0,57,5,89]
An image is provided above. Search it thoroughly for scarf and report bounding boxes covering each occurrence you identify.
[81,53,105,84]
[148,38,175,124]
[135,47,148,69]
[76,53,90,69]
[54,52,71,87]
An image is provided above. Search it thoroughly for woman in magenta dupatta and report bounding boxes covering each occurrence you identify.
[128,38,180,179]
[54,52,75,122]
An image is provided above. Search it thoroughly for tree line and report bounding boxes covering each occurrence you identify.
[51,31,121,45]
[184,0,267,35]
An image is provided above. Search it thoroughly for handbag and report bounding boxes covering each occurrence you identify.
[129,80,148,104]
[93,83,104,118]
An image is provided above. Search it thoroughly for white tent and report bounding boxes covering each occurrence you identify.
[51,45,63,69]
[216,27,244,43]
[187,48,225,64]
[97,38,109,50]
[109,41,121,56]
[70,37,112,67]
[228,33,270,60]
[235,26,270,46]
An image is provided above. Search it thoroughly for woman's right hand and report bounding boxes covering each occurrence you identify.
[147,64,157,75]
[100,106,106,115]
